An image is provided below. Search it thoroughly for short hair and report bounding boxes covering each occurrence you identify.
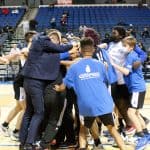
[25,31,37,42]
[83,28,100,46]
[47,29,62,43]
[80,37,94,52]
[113,26,126,39]
[123,36,136,48]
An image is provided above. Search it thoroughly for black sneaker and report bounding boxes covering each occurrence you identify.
[58,141,77,149]
[19,144,24,150]
[23,144,34,150]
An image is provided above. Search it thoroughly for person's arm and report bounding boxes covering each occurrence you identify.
[3,52,21,61]
[54,66,74,92]
[134,44,147,63]
[60,52,70,60]
[60,48,80,60]
[44,38,74,52]
[111,52,135,76]
[112,62,130,76]
[60,60,75,66]
[132,45,147,69]
[0,57,9,64]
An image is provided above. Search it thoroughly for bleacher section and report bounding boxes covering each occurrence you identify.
[36,6,150,31]
[0,7,26,81]
[0,7,25,28]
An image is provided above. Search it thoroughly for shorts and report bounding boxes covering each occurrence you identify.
[13,74,26,101]
[112,84,130,102]
[129,91,146,109]
[80,113,114,128]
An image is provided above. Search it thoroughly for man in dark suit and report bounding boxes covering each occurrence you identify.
[19,31,75,150]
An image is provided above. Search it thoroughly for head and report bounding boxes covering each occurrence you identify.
[80,37,95,57]
[47,29,61,44]
[83,28,100,47]
[25,31,37,43]
[122,36,136,52]
[61,36,69,44]
[111,26,126,42]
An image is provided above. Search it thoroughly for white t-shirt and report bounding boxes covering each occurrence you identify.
[107,41,128,84]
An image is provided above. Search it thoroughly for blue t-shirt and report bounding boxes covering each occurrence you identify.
[124,50,146,93]
[94,48,117,84]
[63,58,114,117]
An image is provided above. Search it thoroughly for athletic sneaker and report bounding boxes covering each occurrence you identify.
[58,141,78,149]
[144,133,150,144]
[10,131,19,141]
[135,136,149,150]
[87,136,94,145]
[1,124,10,137]
[94,144,104,150]
[125,126,136,135]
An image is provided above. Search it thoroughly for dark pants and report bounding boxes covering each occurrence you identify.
[56,88,80,144]
[19,78,47,144]
[111,83,131,125]
[40,75,66,149]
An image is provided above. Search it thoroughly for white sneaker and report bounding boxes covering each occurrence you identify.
[87,136,94,145]
[10,132,19,141]
[1,124,10,137]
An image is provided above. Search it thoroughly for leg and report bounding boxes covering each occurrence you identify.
[79,124,87,149]
[5,100,22,124]
[106,125,126,150]
[40,84,66,149]
[136,110,146,130]
[19,78,46,145]
[127,108,143,132]
[99,113,126,150]
[15,100,26,130]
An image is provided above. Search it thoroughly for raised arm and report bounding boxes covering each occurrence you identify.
[44,38,73,53]
[134,44,147,63]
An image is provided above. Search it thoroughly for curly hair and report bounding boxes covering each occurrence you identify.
[83,28,100,46]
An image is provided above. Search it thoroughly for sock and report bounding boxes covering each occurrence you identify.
[2,122,9,127]
[135,132,144,137]
[13,129,19,134]
[94,138,101,146]
[143,128,149,135]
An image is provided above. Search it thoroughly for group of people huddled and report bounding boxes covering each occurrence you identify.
[0,25,150,150]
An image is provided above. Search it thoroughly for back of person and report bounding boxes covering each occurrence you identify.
[68,58,113,116]
[22,35,67,80]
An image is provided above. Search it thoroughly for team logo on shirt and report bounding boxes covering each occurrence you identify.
[86,65,91,73]
[79,65,100,80]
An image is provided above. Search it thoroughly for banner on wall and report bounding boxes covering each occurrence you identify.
[57,0,72,5]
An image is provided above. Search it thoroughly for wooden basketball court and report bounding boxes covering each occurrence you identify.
[0,83,150,150]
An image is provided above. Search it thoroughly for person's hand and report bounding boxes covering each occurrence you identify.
[53,85,61,92]
[0,57,9,64]
[53,84,66,92]
[98,43,107,49]
[21,48,29,57]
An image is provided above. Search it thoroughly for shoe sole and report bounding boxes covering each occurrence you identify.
[58,145,78,149]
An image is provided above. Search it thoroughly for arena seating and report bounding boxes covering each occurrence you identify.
[0,7,25,28]
[36,6,150,32]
